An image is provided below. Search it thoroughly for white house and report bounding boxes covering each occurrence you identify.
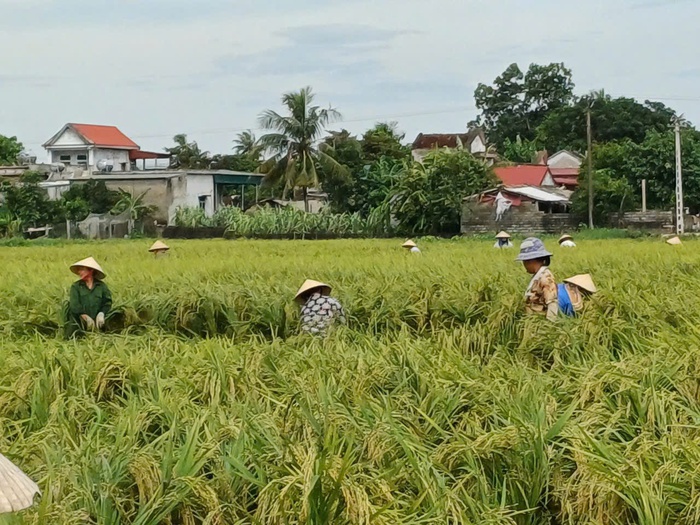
[547,150,583,169]
[42,123,168,174]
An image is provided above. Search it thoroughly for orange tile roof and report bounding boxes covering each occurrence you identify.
[71,124,139,149]
[494,165,551,186]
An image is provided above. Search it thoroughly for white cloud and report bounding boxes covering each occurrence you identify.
[1,0,699,157]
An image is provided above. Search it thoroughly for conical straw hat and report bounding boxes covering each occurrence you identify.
[70,257,105,280]
[402,240,417,248]
[559,234,573,243]
[295,280,331,302]
[0,453,40,514]
[564,274,597,294]
[666,236,682,245]
[149,240,170,252]
[495,231,511,239]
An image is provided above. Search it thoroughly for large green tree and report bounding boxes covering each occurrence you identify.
[0,135,24,165]
[536,94,676,153]
[473,62,574,148]
[361,122,411,163]
[1,171,62,227]
[257,87,349,210]
[393,148,496,234]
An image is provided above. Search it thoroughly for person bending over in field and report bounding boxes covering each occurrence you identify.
[558,274,597,317]
[402,239,421,254]
[64,257,112,337]
[516,237,558,322]
[149,240,170,257]
[494,231,513,249]
[558,234,576,248]
[295,279,346,336]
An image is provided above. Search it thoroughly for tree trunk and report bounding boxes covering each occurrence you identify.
[66,219,71,240]
[303,187,309,213]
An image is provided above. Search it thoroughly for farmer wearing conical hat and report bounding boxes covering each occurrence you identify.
[559,234,576,248]
[295,280,346,336]
[494,231,513,249]
[0,452,40,514]
[558,274,597,317]
[149,240,170,257]
[64,257,112,337]
[667,236,682,245]
[402,239,421,254]
[516,237,559,321]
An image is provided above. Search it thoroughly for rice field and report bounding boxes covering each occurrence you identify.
[1,237,700,524]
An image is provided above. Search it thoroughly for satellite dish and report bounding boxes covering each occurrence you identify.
[96,159,114,173]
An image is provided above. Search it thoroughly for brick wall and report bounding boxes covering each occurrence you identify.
[461,201,577,234]
[608,211,674,232]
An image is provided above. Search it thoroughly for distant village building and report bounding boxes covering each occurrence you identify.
[462,185,575,234]
[547,150,582,190]
[411,129,497,164]
[42,123,170,175]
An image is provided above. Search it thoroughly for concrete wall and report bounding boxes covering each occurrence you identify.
[94,148,131,171]
[183,174,215,216]
[462,201,577,234]
[51,149,89,165]
[89,178,174,223]
[53,127,85,146]
[608,211,674,233]
[471,135,486,154]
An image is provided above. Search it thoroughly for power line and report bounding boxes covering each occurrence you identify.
[17,94,700,146]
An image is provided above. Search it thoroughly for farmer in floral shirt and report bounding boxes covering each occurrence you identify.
[516,238,559,321]
[295,279,346,336]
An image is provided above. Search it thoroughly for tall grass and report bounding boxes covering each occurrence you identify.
[1,238,699,523]
[174,206,393,238]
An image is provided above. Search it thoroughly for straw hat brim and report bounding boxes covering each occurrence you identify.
[70,257,106,280]
[0,453,40,513]
[515,249,553,262]
[564,274,597,294]
[666,236,682,245]
[495,231,511,239]
[149,241,170,252]
[402,240,417,248]
[559,235,573,242]
[295,280,331,302]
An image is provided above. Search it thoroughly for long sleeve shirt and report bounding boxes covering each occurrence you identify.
[300,292,346,336]
[69,280,112,320]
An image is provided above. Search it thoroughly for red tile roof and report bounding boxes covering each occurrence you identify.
[129,150,170,160]
[71,124,140,149]
[494,165,551,186]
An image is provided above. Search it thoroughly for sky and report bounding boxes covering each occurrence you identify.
[1,0,699,159]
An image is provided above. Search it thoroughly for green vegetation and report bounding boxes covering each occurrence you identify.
[2,238,700,523]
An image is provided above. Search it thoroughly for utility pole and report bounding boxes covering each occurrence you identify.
[674,118,684,235]
[587,105,594,229]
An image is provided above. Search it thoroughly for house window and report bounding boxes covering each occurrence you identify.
[77,154,88,167]
[198,195,208,210]
[59,155,71,165]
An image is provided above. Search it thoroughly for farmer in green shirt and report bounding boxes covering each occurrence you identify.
[64,257,112,337]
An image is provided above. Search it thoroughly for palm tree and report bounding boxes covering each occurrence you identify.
[257,87,349,211]
[165,134,210,169]
[233,130,263,161]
